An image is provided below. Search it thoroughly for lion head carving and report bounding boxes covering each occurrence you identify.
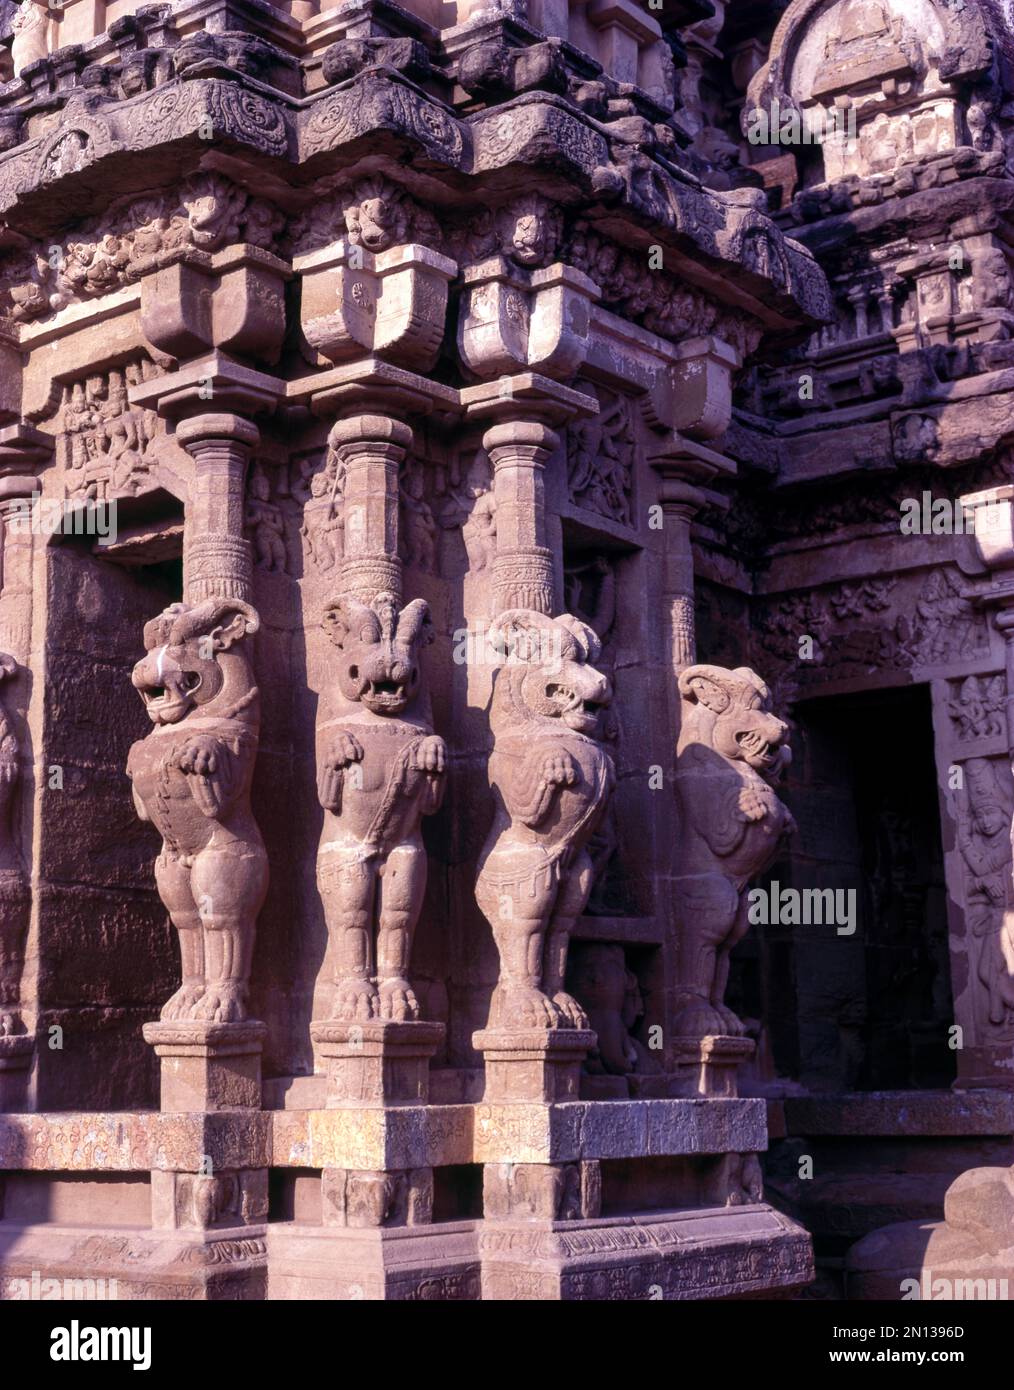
[677,664,790,780]
[487,609,611,738]
[321,592,433,716]
[131,598,259,726]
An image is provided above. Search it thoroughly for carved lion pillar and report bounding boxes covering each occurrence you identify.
[127,367,284,1118]
[0,425,53,1110]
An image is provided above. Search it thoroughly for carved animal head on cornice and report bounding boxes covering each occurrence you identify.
[322,593,433,716]
[678,663,790,780]
[488,609,612,738]
[132,599,259,726]
[495,194,563,268]
[340,176,412,253]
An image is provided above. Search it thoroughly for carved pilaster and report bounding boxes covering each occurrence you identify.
[176,414,259,604]
[461,374,597,617]
[649,436,735,679]
[327,414,411,606]
[482,420,557,615]
[0,653,30,1111]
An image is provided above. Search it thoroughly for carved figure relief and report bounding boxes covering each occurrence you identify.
[315,595,446,1021]
[438,454,497,574]
[126,601,268,1023]
[566,942,659,1076]
[399,461,438,574]
[299,440,346,575]
[0,175,283,323]
[475,610,615,1030]
[60,364,160,501]
[566,391,635,527]
[956,758,1014,1034]
[246,469,287,574]
[10,0,48,77]
[948,675,1006,742]
[673,664,795,1039]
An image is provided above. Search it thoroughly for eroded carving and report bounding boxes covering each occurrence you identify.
[315,594,445,1022]
[127,600,268,1023]
[673,664,794,1039]
[476,610,615,1030]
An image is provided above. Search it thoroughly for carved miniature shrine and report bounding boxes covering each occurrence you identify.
[1,0,1014,1304]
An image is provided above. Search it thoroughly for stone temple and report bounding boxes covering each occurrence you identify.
[1,0,1014,1303]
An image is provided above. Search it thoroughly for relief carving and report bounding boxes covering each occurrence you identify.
[476,611,615,1030]
[566,391,635,527]
[246,469,288,574]
[59,363,160,501]
[948,675,1006,742]
[298,438,346,575]
[566,943,659,1076]
[315,595,445,1022]
[1,175,283,323]
[673,664,795,1039]
[126,601,268,1023]
[957,758,1014,1034]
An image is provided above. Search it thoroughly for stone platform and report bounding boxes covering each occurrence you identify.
[0,1097,812,1300]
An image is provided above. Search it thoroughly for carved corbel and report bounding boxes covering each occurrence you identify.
[296,240,456,371]
[458,258,600,381]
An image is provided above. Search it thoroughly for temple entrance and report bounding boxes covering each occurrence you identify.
[34,508,183,1110]
[731,683,955,1093]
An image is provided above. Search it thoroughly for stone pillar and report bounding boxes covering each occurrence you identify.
[176,413,258,604]
[127,362,283,1115]
[649,437,735,678]
[0,426,51,1111]
[955,486,1014,1086]
[461,373,597,615]
[327,412,411,605]
[483,420,557,614]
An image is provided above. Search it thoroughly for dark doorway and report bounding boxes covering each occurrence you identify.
[730,684,954,1092]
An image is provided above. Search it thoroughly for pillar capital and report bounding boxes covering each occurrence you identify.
[481,419,559,459]
[175,413,260,453]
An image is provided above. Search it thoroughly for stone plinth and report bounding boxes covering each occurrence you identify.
[0,1221,267,1301]
[673,1036,755,1098]
[143,1021,267,1114]
[310,1020,444,1108]
[473,1029,596,1103]
[268,1221,480,1301]
[479,1204,813,1301]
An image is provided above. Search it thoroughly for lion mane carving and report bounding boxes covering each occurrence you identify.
[126,599,267,1023]
[476,609,615,1031]
[673,663,795,1041]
